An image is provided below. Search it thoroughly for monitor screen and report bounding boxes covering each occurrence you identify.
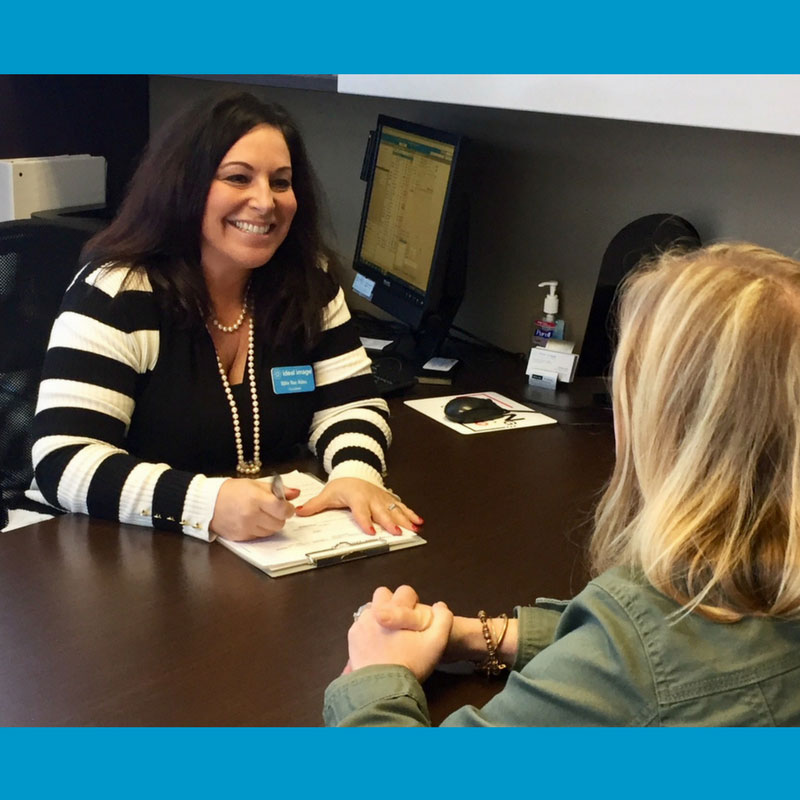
[352,115,466,353]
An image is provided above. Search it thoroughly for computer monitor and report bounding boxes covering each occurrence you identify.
[352,115,468,362]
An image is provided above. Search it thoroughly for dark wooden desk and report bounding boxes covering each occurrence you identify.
[0,376,614,726]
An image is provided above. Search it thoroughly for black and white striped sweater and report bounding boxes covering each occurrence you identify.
[26,264,391,540]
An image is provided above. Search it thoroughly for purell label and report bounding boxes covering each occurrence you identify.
[534,319,557,340]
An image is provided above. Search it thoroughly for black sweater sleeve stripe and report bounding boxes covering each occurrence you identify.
[315,374,383,410]
[41,347,139,394]
[315,418,390,463]
[86,452,140,521]
[312,317,364,362]
[330,446,384,476]
[61,281,159,332]
[34,407,128,446]
[33,443,86,508]
[152,469,195,533]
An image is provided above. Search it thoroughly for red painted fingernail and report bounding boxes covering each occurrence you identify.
[395,526,402,535]
[296,505,304,511]
[369,526,376,534]
[411,524,420,532]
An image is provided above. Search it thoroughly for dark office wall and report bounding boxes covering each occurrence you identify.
[0,75,149,214]
[150,76,800,355]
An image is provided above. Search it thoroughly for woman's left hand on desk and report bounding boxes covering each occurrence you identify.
[294,477,423,535]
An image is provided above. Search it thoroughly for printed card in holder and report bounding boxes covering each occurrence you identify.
[216,471,426,577]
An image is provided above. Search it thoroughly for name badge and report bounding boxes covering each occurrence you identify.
[271,365,316,394]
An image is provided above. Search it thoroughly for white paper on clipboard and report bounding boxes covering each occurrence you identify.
[216,471,425,576]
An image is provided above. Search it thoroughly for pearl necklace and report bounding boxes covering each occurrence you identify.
[210,280,251,333]
[212,310,261,476]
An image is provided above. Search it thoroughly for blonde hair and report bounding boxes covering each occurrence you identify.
[590,243,800,621]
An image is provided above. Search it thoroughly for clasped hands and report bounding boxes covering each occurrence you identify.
[344,585,455,682]
[210,476,423,542]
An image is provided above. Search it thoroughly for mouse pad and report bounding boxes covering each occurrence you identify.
[404,392,556,435]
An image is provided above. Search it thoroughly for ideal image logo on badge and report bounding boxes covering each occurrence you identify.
[271,365,316,395]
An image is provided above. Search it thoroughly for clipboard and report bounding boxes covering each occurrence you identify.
[216,470,426,577]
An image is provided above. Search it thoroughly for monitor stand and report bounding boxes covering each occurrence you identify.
[368,353,418,395]
[358,313,457,395]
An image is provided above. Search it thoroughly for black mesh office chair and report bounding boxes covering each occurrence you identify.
[578,213,701,378]
[0,219,96,515]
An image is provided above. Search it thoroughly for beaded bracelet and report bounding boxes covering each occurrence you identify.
[476,610,509,677]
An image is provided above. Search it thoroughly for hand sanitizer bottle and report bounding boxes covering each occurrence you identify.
[533,281,565,347]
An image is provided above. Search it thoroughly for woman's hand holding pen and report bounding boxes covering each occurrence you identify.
[210,477,299,541]
[294,477,423,536]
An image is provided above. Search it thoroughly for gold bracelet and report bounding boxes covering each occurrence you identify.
[476,610,509,677]
[490,613,509,651]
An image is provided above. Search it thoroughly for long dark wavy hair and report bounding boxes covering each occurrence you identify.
[82,91,338,347]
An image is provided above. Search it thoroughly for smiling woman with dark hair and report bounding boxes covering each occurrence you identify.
[26,91,423,543]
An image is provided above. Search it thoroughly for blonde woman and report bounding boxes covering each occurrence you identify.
[325,243,800,726]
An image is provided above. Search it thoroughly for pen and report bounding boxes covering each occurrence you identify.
[271,472,286,501]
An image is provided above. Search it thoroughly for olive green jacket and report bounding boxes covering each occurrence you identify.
[324,567,800,726]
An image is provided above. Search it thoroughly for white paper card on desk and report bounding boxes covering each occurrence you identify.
[422,356,458,371]
[1,508,55,532]
[216,470,425,577]
[360,336,393,351]
[404,391,557,435]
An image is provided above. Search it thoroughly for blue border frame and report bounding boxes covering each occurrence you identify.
[3,3,800,791]
[4,3,799,73]
[1,728,798,796]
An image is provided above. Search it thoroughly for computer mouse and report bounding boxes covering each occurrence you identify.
[444,396,508,424]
